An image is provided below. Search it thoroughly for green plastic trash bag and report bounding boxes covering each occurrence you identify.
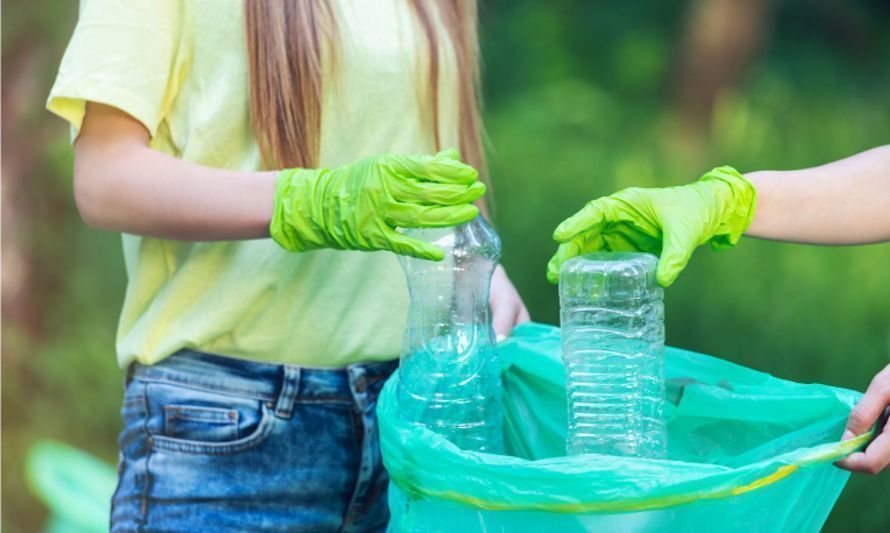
[25,439,117,533]
[379,323,870,532]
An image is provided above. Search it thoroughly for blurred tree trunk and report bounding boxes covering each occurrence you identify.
[2,5,81,529]
[2,34,71,344]
[673,0,771,130]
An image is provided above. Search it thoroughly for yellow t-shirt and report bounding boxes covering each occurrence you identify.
[47,0,460,368]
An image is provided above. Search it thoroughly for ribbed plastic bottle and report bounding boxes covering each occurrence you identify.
[559,252,666,458]
[397,215,504,453]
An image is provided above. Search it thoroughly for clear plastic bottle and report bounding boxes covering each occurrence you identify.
[397,216,504,453]
[559,252,666,458]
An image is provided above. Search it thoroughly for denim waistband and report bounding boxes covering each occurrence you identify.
[130,349,398,412]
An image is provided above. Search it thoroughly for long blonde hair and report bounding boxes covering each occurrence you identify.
[244,0,486,180]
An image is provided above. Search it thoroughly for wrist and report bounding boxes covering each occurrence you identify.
[250,170,279,238]
[270,167,326,252]
[698,166,758,249]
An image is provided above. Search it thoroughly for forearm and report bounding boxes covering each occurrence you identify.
[74,104,277,241]
[744,146,890,244]
[75,142,276,240]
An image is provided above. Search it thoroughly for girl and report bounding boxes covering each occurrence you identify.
[48,1,529,531]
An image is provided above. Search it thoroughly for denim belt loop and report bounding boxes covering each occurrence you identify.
[346,365,369,409]
[274,365,301,418]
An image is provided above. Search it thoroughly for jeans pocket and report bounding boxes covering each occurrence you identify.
[143,381,276,455]
[164,405,240,442]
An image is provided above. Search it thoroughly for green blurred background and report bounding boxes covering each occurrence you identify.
[2,0,889,531]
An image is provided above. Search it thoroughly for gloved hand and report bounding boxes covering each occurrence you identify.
[547,166,757,287]
[271,149,485,260]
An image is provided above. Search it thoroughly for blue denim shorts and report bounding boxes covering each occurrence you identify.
[111,350,397,532]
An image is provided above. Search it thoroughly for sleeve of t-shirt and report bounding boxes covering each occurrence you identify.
[46,0,183,138]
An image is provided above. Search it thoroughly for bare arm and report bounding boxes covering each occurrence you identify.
[74,103,276,240]
[837,364,890,474]
[745,146,890,244]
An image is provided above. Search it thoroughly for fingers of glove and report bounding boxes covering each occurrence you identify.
[549,218,665,283]
[389,152,479,185]
[547,225,615,283]
[553,200,611,242]
[380,227,445,261]
[546,240,584,284]
[425,152,479,184]
[608,224,663,254]
[435,148,461,161]
[386,202,479,228]
[655,226,698,287]
[392,179,486,206]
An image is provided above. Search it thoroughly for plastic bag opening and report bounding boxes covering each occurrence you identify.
[379,323,866,532]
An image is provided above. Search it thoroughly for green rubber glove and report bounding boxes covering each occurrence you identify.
[547,166,757,287]
[271,149,485,261]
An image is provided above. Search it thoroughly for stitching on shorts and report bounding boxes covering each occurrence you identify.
[164,405,239,422]
[123,395,146,408]
[134,373,275,402]
[163,405,239,438]
[148,403,276,456]
[140,382,151,531]
[109,390,133,530]
[293,396,354,406]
